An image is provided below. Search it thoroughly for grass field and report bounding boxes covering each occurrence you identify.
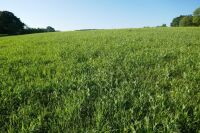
[0,28,200,132]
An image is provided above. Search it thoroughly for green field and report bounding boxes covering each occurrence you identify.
[0,28,200,132]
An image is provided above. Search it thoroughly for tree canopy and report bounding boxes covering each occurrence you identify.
[171,7,200,27]
[0,11,24,35]
[46,26,55,32]
[179,16,193,27]
[193,7,200,16]
[0,11,56,35]
[171,15,186,27]
[192,7,200,26]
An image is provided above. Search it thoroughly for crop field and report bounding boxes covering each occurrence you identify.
[0,28,200,132]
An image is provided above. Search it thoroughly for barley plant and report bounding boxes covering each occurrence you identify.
[0,28,200,132]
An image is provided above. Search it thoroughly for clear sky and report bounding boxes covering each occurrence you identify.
[0,0,200,31]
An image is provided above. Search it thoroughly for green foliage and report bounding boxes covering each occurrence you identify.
[157,24,167,27]
[193,7,200,16]
[179,16,193,27]
[171,7,200,27]
[0,11,24,35]
[171,15,186,27]
[46,26,55,32]
[22,26,56,34]
[192,7,200,26]
[0,28,200,132]
[161,24,167,27]
[0,11,56,35]
[193,16,200,26]
[0,34,7,37]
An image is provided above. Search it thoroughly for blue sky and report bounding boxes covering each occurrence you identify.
[0,0,200,31]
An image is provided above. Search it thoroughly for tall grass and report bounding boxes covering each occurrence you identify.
[0,28,200,132]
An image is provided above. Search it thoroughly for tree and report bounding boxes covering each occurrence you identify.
[193,16,200,26]
[179,16,193,27]
[193,7,200,26]
[46,26,55,32]
[156,24,167,27]
[171,15,186,27]
[161,24,167,27]
[0,11,24,34]
[193,7,200,16]
[22,26,56,34]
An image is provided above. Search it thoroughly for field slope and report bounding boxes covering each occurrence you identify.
[0,28,200,132]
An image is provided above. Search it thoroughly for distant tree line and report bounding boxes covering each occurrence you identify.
[171,7,200,27]
[22,26,56,34]
[0,11,55,35]
[156,24,167,27]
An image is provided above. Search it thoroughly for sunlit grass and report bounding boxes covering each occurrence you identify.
[0,27,200,132]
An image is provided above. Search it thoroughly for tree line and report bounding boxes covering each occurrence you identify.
[0,11,55,35]
[171,7,200,27]
[1,7,200,35]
